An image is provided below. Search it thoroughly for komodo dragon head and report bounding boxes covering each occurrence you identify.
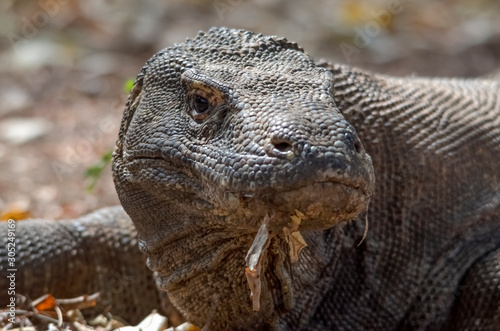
[112,27,375,329]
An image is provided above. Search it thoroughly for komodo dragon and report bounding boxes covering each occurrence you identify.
[1,27,500,330]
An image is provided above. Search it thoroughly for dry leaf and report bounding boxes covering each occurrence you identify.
[283,210,308,263]
[58,292,100,311]
[0,204,31,221]
[118,310,168,331]
[33,294,57,311]
[165,322,201,331]
[283,228,308,263]
[244,214,271,311]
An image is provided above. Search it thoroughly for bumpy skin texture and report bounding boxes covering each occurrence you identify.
[2,28,500,330]
[318,66,500,330]
[0,207,161,323]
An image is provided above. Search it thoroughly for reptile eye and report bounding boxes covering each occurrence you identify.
[186,88,221,122]
[194,96,209,113]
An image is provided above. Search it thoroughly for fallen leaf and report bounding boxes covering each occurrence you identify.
[283,228,308,263]
[245,214,271,311]
[58,292,100,311]
[33,294,57,311]
[0,203,31,221]
[165,322,201,331]
[118,310,168,331]
[283,210,308,263]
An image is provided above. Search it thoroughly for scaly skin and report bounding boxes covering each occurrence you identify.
[2,28,500,330]
[0,207,161,324]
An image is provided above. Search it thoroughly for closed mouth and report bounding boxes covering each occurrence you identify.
[123,152,372,192]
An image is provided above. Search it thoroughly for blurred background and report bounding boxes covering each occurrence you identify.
[1,0,499,220]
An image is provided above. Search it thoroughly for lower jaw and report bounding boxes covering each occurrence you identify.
[149,182,370,292]
[139,181,370,324]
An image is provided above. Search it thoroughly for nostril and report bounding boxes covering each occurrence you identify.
[273,141,293,153]
[265,136,294,158]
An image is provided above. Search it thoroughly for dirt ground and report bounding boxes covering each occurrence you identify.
[1,0,500,220]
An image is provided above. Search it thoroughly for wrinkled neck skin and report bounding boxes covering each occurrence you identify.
[113,157,352,329]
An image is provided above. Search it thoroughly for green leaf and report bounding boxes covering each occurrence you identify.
[123,79,135,94]
[85,150,113,192]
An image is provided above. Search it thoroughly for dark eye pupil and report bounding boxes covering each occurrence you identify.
[194,96,209,113]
